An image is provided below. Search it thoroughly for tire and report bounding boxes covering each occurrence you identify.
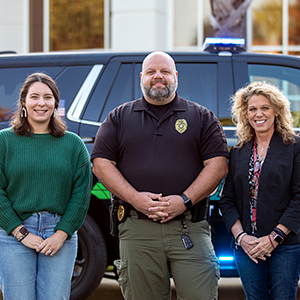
[70,214,108,300]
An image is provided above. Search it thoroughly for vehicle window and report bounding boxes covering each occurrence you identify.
[83,63,135,123]
[55,65,92,114]
[136,62,218,115]
[249,64,300,127]
[134,63,143,99]
[0,67,64,122]
[176,63,218,115]
[100,64,134,122]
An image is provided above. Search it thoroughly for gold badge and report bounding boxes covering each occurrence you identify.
[175,119,188,134]
[117,205,125,221]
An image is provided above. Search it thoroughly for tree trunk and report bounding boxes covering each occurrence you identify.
[210,0,252,38]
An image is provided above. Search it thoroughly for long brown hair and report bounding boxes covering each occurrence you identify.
[11,73,66,137]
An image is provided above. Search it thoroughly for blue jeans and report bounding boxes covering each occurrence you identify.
[234,244,300,300]
[0,212,77,300]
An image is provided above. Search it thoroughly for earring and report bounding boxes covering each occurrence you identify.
[246,121,249,125]
[21,107,27,118]
[53,108,57,118]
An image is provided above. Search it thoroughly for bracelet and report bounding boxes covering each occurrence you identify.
[273,227,287,239]
[18,230,29,242]
[235,231,246,243]
[55,232,66,241]
[235,232,247,248]
[268,234,276,249]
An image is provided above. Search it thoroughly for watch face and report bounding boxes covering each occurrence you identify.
[19,227,28,235]
[274,235,283,244]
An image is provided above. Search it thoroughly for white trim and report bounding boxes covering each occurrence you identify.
[67,65,103,123]
[43,0,50,52]
[197,0,203,50]
[282,0,288,55]
[24,0,30,53]
[104,0,110,49]
[166,0,174,51]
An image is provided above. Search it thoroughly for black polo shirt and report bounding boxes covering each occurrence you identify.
[91,94,228,196]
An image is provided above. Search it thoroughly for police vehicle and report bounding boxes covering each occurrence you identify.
[1,38,300,299]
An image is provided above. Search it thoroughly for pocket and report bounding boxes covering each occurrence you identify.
[114,259,132,299]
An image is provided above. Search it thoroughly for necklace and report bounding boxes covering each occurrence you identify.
[257,142,270,162]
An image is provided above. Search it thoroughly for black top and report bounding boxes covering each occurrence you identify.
[220,133,300,245]
[91,93,228,197]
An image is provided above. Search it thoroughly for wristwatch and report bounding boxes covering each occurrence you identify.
[181,194,193,210]
[271,230,284,244]
[18,226,29,242]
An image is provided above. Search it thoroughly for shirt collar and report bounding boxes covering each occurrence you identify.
[133,93,185,112]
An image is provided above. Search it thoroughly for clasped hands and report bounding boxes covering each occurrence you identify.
[240,234,275,264]
[132,192,186,223]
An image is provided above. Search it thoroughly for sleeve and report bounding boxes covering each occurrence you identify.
[219,148,241,234]
[55,139,92,238]
[279,140,300,234]
[199,109,229,161]
[0,133,23,235]
[91,109,119,163]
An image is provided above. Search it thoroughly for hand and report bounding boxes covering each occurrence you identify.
[36,232,66,256]
[148,195,186,223]
[20,232,44,250]
[239,234,260,263]
[248,235,273,263]
[131,192,170,219]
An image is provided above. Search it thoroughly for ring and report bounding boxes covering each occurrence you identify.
[47,250,52,254]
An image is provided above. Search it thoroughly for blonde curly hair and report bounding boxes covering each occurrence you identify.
[231,81,296,148]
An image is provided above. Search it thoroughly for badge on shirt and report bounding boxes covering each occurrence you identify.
[175,119,188,134]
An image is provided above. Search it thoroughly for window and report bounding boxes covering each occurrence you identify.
[49,0,105,51]
[249,64,300,127]
[176,63,217,115]
[0,67,64,122]
[83,64,136,123]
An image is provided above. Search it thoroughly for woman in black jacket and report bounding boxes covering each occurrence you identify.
[220,81,300,300]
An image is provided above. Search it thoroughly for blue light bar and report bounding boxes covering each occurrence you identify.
[203,37,246,53]
[204,37,245,46]
[218,256,234,261]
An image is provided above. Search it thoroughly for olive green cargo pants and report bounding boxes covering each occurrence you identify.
[114,210,219,300]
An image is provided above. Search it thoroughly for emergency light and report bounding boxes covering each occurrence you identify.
[203,37,246,53]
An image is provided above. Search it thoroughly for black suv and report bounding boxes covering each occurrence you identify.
[1,40,300,299]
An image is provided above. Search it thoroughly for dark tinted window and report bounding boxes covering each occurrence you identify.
[100,64,134,122]
[83,62,218,123]
[249,64,300,127]
[176,63,218,115]
[136,63,218,114]
[83,63,135,123]
[55,65,92,115]
[0,67,64,122]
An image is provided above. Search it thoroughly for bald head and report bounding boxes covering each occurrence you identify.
[142,51,176,73]
[140,51,178,105]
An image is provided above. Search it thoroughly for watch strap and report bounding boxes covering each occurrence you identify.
[181,194,193,210]
[17,226,29,242]
[271,230,284,244]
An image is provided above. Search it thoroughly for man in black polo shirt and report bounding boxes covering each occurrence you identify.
[91,51,228,300]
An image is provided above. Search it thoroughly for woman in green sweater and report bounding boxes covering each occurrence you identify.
[0,73,92,300]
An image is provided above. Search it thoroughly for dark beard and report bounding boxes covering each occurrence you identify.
[141,80,178,102]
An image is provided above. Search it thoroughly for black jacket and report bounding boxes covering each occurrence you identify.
[220,133,300,245]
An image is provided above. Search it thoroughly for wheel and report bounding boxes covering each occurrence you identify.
[70,214,108,300]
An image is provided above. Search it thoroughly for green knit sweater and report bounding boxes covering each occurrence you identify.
[0,127,92,237]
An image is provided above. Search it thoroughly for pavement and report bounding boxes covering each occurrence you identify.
[87,277,246,300]
[2,278,300,299]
